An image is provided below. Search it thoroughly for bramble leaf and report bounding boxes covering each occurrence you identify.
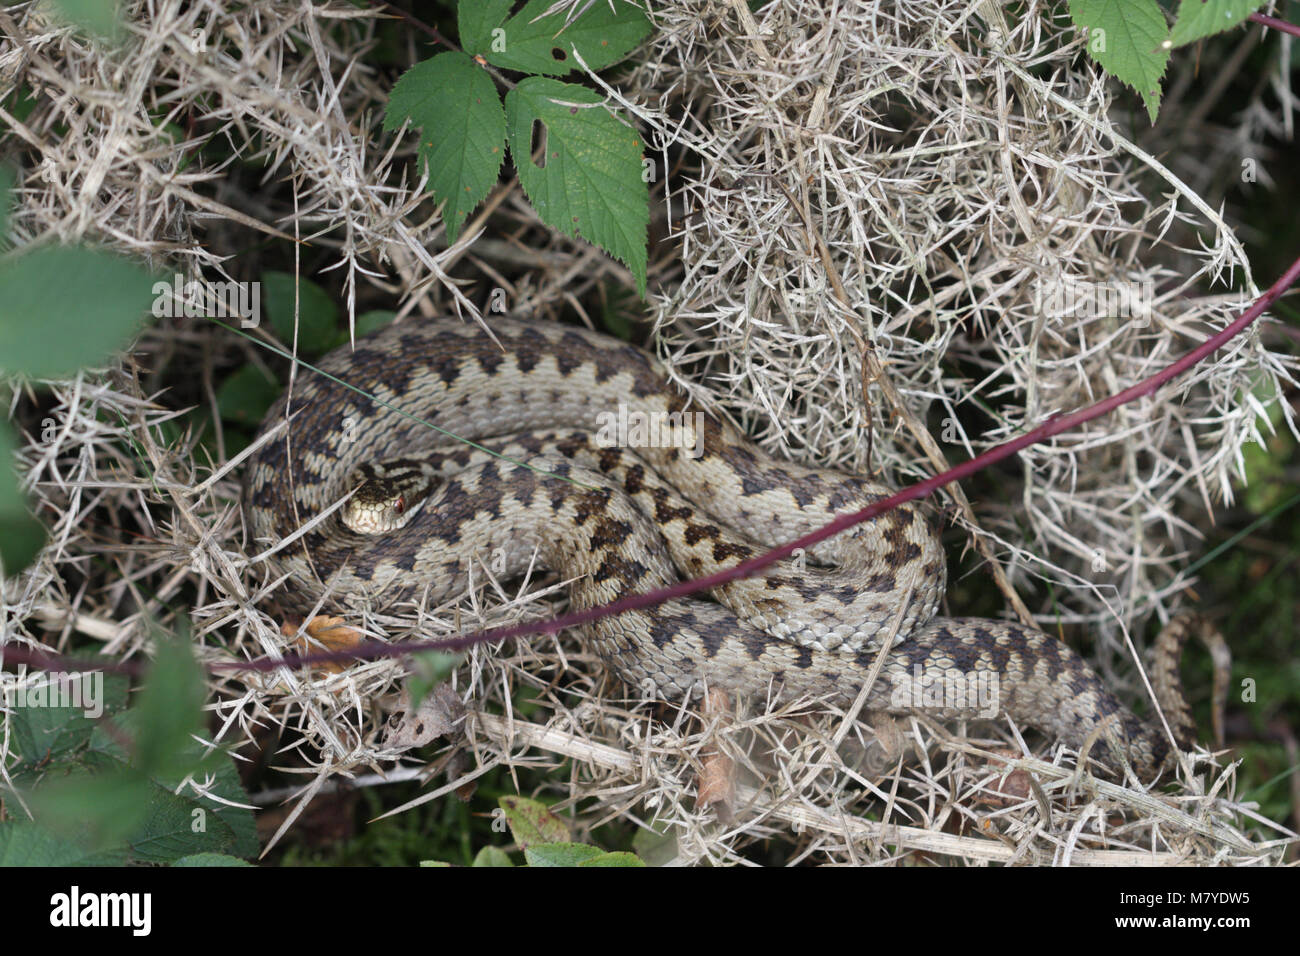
[0,166,12,242]
[472,0,652,77]
[52,0,123,40]
[1169,0,1266,47]
[577,850,646,867]
[523,842,605,866]
[497,795,570,848]
[0,245,155,378]
[407,650,463,708]
[173,853,255,867]
[458,0,515,55]
[131,625,207,778]
[125,780,241,863]
[1069,0,1171,122]
[262,271,340,354]
[384,51,506,243]
[472,845,514,867]
[7,672,126,763]
[0,821,126,866]
[216,364,279,429]
[505,77,648,294]
[0,423,45,576]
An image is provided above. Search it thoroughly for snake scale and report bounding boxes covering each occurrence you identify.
[242,316,1205,778]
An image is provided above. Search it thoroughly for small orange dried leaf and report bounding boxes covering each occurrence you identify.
[287,615,363,674]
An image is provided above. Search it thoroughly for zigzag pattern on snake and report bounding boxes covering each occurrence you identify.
[241,315,1205,778]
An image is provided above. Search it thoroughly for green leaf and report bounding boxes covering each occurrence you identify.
[216,365,280,428]
[0,424,21,513]
[0,512,44,576]
[0,165,13,242]
[101,712,259,861]
[0,821,127,866]
[13,638,257,866]
[52,0,123,40]
[7,672,127,764]
[478,0,652,77]
[326,310,399,352]
[198,771,259,860]
[578,850,646,867]
[0,246,156,378]
[472,845,514,867]
[384,52,506,243]
[630,820,677,866]
[1169,0,1265,47]
[1,85,39,128]
[262,271,340,354]
[523,841,605,866]
[147,746,257,860]
[0,423,46,576]
[505,77,648,294]
[1069,0,1171,122]
[36,760,243,863]
[355,309,398,338]
[407,650,464,708]
[497,795,570,848]
[110,653,257,859]
[126,780,240,863]
[519,841,646,866]
[459,0,516,55]
[599,283,643,340]
[172,852,255,867]
[131,625,207,778]
[33,764,155,848]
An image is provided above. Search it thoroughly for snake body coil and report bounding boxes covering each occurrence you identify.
[242,316,1201,777]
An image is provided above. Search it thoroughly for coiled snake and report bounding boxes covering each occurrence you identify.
[242,316,1215,778]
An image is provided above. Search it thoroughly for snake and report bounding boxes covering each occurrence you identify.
[241,315,1215,778]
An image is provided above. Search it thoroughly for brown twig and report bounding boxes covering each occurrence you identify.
[1250,11,1300,40]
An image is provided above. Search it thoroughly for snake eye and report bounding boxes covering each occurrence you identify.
[393,495,406,515]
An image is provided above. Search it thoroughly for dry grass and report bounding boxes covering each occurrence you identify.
[1,0,1296,864]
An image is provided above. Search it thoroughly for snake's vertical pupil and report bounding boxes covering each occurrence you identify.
[394,495,405,515]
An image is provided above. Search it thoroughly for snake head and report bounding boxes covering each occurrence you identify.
[341,460,436,534]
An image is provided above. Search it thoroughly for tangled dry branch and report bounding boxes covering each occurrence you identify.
[1,0,1296,863]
